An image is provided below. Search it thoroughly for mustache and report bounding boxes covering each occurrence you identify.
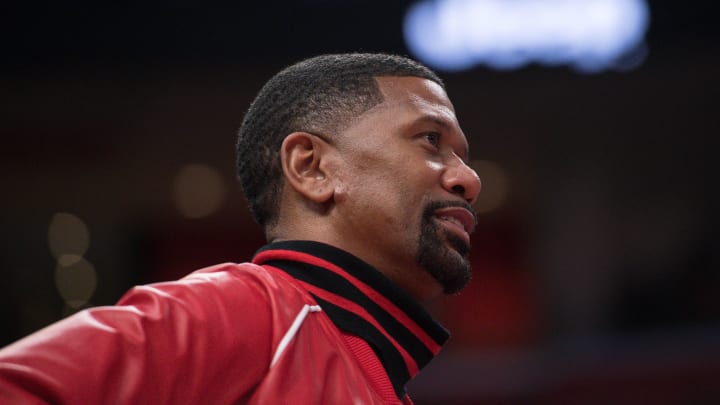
[422,200,478,227]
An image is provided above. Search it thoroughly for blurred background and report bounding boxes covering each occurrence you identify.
[1,0,718,403]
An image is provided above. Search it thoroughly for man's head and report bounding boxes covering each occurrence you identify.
[237,53,442,226]
[237,54,481,299]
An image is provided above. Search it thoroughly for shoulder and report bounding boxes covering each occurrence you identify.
[118,262,293,308]
[0,262,303,403]
[117,263,292,305]
[115,262,314,335]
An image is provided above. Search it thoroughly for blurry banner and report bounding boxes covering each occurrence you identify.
[404,0,649,72]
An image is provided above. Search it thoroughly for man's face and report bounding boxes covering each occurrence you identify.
[330,76,481,299]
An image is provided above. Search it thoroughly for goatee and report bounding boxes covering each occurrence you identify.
[416,200,474,294]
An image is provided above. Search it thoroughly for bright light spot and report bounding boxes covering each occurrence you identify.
[48,212,90,259]
[173,164,226,219]
[404,0,649,72]
[55,254,98,308]
[472,160,509,214]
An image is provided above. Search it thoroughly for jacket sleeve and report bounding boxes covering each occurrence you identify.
[0,264,275,405]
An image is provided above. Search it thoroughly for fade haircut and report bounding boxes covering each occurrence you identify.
[237,53,444,226]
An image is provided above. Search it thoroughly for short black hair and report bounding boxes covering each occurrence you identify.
[236,53,443,226]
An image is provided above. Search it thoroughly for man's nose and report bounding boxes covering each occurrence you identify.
[442,158,482,205]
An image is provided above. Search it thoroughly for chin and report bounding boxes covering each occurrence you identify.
[416,227,472,295]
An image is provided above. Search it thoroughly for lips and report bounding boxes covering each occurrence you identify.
[432,206,477,238]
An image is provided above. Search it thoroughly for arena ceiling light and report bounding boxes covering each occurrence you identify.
[403,0,650,73]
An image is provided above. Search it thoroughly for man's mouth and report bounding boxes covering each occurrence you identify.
[432,206,477,245]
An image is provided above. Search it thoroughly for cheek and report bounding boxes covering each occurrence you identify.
[426,161,443,172]
[338,152,438,218]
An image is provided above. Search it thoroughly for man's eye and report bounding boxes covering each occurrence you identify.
[425,132,441,148]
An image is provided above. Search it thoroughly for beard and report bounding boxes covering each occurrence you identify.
[416,200,474,294]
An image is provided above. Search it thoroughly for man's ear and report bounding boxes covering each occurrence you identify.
[280,132,335,204]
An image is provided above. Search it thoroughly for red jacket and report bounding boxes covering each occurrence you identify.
[0,241,449,404]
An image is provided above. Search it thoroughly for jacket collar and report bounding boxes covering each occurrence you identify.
[253,240,449,399]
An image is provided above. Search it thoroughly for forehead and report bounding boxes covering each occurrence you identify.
[373,76,456,117]
[335,76,469,160]
[362,76,469,157]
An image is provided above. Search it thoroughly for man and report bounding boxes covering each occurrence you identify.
[0,53,481,404]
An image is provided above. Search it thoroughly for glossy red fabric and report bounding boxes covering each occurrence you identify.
[0,263,405,404]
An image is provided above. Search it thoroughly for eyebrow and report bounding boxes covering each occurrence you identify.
[410,115,470,162]
[411,114,451,130]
